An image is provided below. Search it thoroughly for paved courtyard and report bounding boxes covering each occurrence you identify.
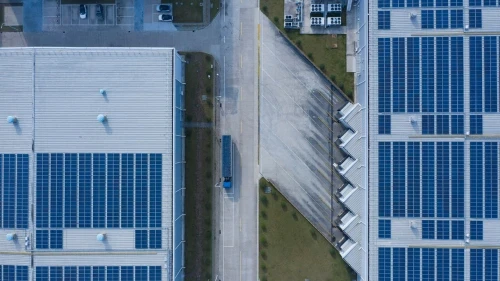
[259,16,349,241]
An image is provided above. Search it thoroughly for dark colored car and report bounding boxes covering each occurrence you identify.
[156,4,171,12]
[96,4,104,20]
[79,4,87,19]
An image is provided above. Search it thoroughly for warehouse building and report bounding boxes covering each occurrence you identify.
[0,47,185,280]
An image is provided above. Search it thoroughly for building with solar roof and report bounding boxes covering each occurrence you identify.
[333,0,500,279]
[0,47,185,281]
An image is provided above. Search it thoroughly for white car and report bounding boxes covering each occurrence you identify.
[79,4,87,19]
[159,14,173,21]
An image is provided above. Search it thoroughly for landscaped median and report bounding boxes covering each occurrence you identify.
[182,52,215,281]
[260,0,355,100]
[259,178,355,281]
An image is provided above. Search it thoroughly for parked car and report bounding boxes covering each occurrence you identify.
[158,14,173,21]
[96,4,104,20]
[156,4,171,12]
[79,4,87,19]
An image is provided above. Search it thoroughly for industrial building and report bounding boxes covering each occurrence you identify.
[0,47,184,280]
[333,0,500,279]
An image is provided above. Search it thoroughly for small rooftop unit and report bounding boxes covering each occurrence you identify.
[327,17,342,26]
[311,17,325,26]
[310,3,325,12]
[328,3,342,12]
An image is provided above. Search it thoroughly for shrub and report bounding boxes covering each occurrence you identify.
[310,229,317,240]
[260,237,268,248]
[261,264,268,273]
[320,64,326,71]
[281,201,288,211]
[261,211,268,220]
[292,211,298,221]
[261,223,267,232]
[260,195,269,207]
[262,5,268,14]
[307,53,314,61]
[273,16,279,24]
[261,250,268,260]
[330,74,336,82]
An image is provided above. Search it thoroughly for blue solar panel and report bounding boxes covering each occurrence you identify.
[484,0,497,4]
[50,154,63,228]
[436,0,449,5]
[422,142,435,217]
[107,154,120,228]
[450,0,463,5]
[470,142,484,218]
[393,248,405,281]
[451,142,464,217]
[451,249,464,281]
[422,115,435,134]
[485,142,498,218]
[469,0,482,5]
[422,0,434,6]
[470,220,484,240]
[121,154,134,228]
[392,38,405,112]
[107,267,119,281]
[436,10,449,28]
[36,230,49,249]
[79,153,92,228]
[469,9,482,28]
[16,266,28,281]
[422,37,435,112]
[136,154,148,228]
[437,142,450,217]
[407,0,419,6]
[470,115,483,134]
[379,38,391,113]
[379,0,391,7]
[64,154,77,228]
[407,37,420,112]
[379,142,391,217]
[451,220,464,239]
[378,11,391,29]
[407,248,420,281]
[50,229,63,249]
[135,266,148,281]
[422,220,435,239]
[64,267,77,281]
[451,37,464,112]
[451,115,464,134]
[407,142,420,217]
[437,115,449,134]
[150,154,162,228]
[422,10,435,28]
[393,142,405,217]
[3,154,16,228]
[135,230,148,249]
[422,248,435,280]
[470,37,483,112]
[450,10,463,28]
[3,265,15,281]
[50,267,62,281]
[378,220,391,238]
[379,248,391,281]
[471,249,483,281]
[437,249,450,280]
[484,37,498,112]
[437,220,450,239]
[93,154,106,228]
[149,267,162,281]
[79,266,91,281]
[93,266,105,281]
[485,249,498,281]
[378,115,391,134]
[36,267,49,281]
[150,230,162,249]
[437,37,450,112]
[16,154,29,229]
[121,266,134,281]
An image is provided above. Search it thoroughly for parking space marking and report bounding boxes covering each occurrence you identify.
[223,195,235,248]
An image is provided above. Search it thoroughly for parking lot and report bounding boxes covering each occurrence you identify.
[42,0,134,30]
[259,17,349,241]
[143,0,175,31]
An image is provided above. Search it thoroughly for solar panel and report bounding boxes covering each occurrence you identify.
[471,249,483,281]
[470,115,483,134]
[4,154,16,228]
[150,154,162,228]
[451,220,464,239]
[484,37,498,112]
[135,154,148,228]
[64,154,77,228]
[407,248,420,281]
[422,248,435,280]
[378,248,391,281]
[451,142,464,217]
[135,230,148,249]
[422,10,435,29]
[378,38,391,113]
[450,0,463,5]
[64,267,77,281]
[422,38,435,112]
[36,266,162,281]
[470,221,484,240]
[378,220,391,238]
[421,0,435,6]
[437,220,450,239]
[450,10,463,28]
[392,38,405,112]
[437,37,450,112]
[93,154,106,228]
[451,37,464,112]
[422,115,435,134]
[436,0,449,5]
[485,142,498,218]
[469,0,482,5]
[393,142,406,217]
[378,0,391,8]
[470,142,484,218]
[470,37,483,112]
[149,229,162,249]
[437,115,449,134]
[437,249,450,280]
[378,142,391,217]
[79,153,92,228]
[437,142,450,218]
[121,154,134,228]
[392,0,405,7]
[451,115,464,134]
[422,142,435,217]
[378,11,391,29]
[485,249,498,280]
[484,0,497,4]
[422,220,435,239]
[451,249,464,281]
[378,115,391,134]
[393,248,405,280]
[407,0,419,6]
[35,230,49,249]
[50,267,62,281]
[469,9,482,28]
[436,10,449,28]
[407,142,420,217]
[407,37,420,112]
[107,154,120,228]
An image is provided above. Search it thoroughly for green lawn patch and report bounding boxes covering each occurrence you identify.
[259,178,356,281]
[182,52,215,281]
[168,0,203,23]
[260,0,354,100]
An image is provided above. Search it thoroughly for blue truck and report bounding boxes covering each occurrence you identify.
[222,135,233,188]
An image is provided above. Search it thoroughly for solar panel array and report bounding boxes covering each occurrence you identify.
[0,265,29,281]
[378,11,391,29]
[379,0,463,7]
[35,266,162,281]
[0,154,29,229]
[35,153,162,250]
[421,9,463,29]
[421,220,465,239]
[470,0,499,5]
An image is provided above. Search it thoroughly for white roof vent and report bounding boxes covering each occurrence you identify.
[97,114,107,123]
[100,89,106,95]
[96,233,106,241]
[6,233,16,241]
[7,116,17,123]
